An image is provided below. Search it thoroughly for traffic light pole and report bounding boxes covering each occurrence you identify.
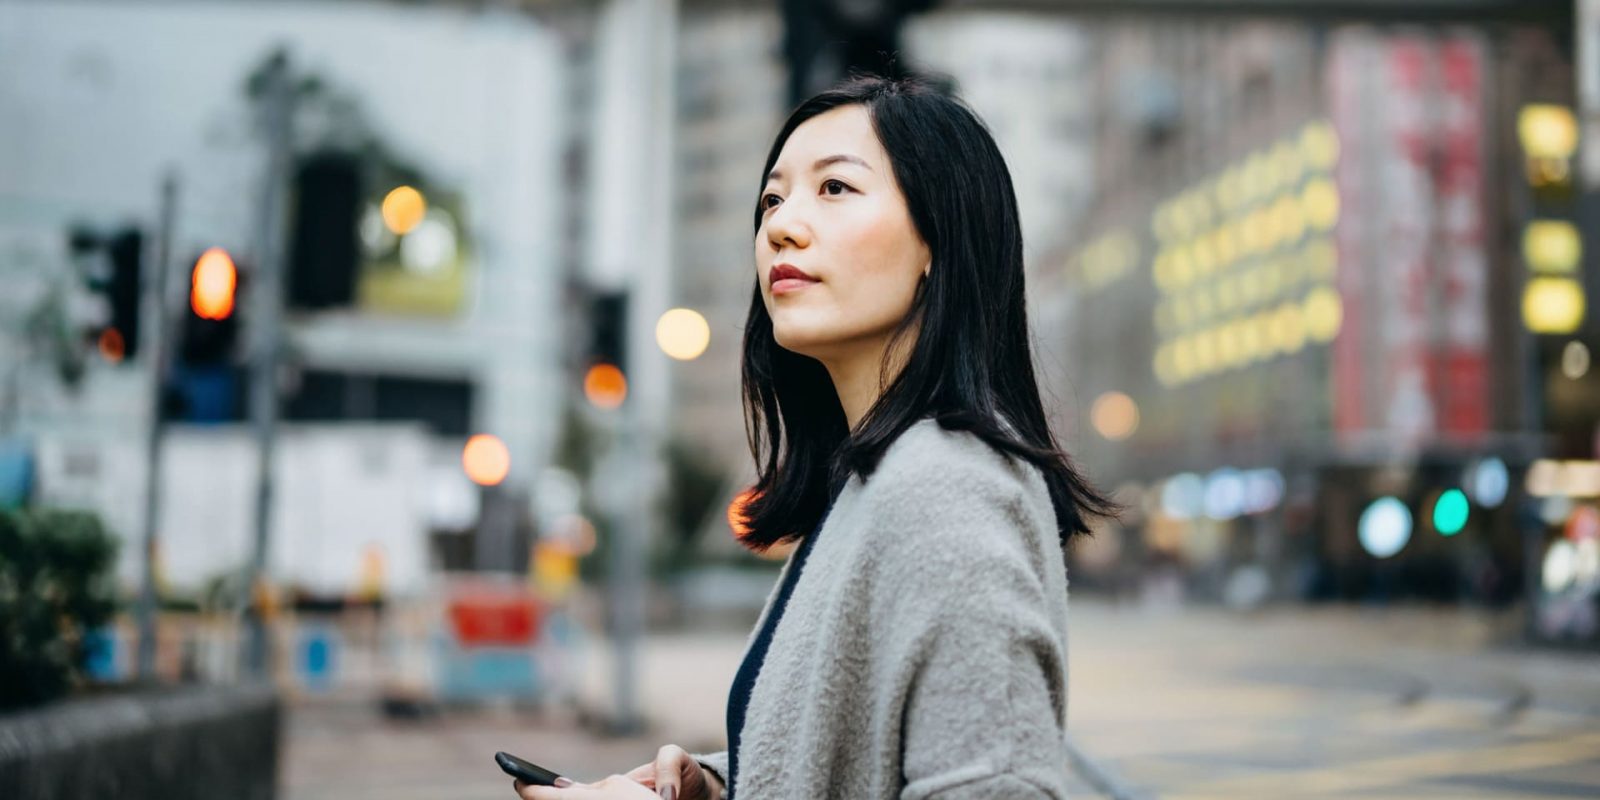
[605,405,647,735]
[243,50,293,679]
[136,173,180,681]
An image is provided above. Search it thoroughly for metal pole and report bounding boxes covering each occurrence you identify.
[607,407,645,734]
[244,50,293,678]
[600,0,678,736]
[136,172,180,681]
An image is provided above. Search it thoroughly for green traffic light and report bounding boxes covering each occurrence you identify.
[1433,489,1469,536]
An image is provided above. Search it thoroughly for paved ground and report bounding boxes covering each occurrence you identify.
[280,600,1600,799]
[1064,604,1600,799]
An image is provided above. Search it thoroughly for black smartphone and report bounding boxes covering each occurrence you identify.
[495,751,567,787]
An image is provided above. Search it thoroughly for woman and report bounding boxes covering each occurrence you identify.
[516,75,1117,800]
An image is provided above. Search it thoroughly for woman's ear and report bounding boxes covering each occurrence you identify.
[922,261,931,279]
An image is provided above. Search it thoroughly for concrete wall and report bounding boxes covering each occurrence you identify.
[0,683,281,800]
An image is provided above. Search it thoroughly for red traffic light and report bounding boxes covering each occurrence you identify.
[191,248,237,320]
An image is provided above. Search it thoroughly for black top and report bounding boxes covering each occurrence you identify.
[723,496,837,799]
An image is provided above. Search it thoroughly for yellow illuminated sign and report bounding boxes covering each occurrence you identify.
[1140,120,1344,386]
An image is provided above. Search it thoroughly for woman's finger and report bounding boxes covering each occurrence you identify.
[514,778,577,799]
[652,745,685,799]
[624,763,656,787]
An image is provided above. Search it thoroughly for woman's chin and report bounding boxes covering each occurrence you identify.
[771,326,833,360]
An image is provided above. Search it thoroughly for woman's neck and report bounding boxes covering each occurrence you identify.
[821,327,918,430]
[823,353,884,431]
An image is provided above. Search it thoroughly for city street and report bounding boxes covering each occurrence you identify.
[6,4,1597,800]
[281,600,1600,799]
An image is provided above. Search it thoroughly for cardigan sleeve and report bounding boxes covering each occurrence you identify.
[865,454,1072,800]
[690,751,729,792]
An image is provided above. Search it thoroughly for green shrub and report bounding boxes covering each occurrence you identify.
[0,508,120,710]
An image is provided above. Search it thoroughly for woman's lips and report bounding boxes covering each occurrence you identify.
[771,277,818,295]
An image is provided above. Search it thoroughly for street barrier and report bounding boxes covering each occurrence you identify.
[435,578,546,702]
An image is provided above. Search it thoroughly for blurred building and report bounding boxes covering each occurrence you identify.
[1045,17,1597,628]
[0,1,567,594]
[670,2,787,472]
[664,4,1102,551]
[904,9,1097,265]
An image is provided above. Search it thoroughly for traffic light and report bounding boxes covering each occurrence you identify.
[190,247,237,322]
[66,225,143,364]
[104,229,143,361]
[780,0,935,105]
[584,289,628,410]
[169,248,243,422]
[589,290,628,372]
[288,151,361,309]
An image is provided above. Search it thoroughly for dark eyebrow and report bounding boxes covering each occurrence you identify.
[767,154,872,183]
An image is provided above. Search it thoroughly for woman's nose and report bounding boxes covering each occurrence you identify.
[765,200,810,251]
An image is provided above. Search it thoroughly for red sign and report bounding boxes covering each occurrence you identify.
[1327,30,1491,444]
[448,590,542,646]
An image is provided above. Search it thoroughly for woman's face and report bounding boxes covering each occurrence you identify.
[755,105,931,363]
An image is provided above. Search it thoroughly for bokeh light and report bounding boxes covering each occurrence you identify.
[1543,539,1577,593]
[1300,182,1338,233]
[1469,458,1509,509]
[1091,391,1140,441]
[1432,489,1469,536]
[583,363,627,409]
[191,247,237,320]
[1301,286,1343,343]
[1203,468,1246,521]
[1517,104,1577,160]
[1562,340,1590,379]
[461,434,511,487]
[1241,469,1286,514]
[381,185,427,235]
[1359,497,1412,559]
[1161,473,1205,520]
[398,210,457,274]
[97,328,126,363]
[1522,277,1585,334]
[1523,220,1580,274]
[656,307,711,361]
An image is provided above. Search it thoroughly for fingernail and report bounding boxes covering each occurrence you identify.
[554,777,574,788]
[661,787,677,800]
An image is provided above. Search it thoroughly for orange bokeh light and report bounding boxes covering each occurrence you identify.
[583,363,627,409]
[191,247,237,320]
[381,185,427,235]
[462,434,511,487]
[97,328,125,363]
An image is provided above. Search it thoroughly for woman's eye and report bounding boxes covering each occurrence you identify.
[822,179,850,195]
[760,193,781,211]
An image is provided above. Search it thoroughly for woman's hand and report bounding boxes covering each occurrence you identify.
[513,773,657,800]
[513,745,722,800]
[622,744,722,800]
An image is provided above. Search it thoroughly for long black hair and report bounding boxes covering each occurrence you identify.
[738,75,1120,552]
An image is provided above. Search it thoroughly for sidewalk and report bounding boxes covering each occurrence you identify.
[280,600,1600,799]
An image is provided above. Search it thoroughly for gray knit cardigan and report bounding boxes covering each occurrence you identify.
[694,417,1072,798]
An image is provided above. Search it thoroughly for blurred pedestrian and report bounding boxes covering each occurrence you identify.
[516,74,1118,800]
